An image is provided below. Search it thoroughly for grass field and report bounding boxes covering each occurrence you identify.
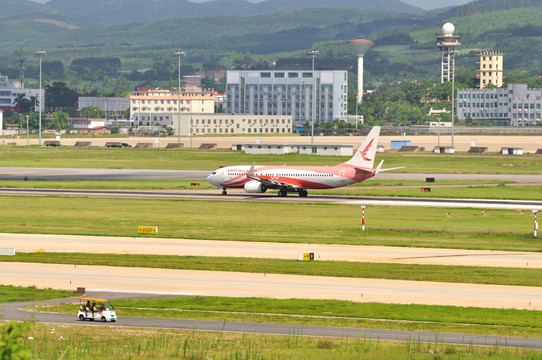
[0,196,539,251]
[6,252,542,287]
[1,147,542,173]
[0,285,75,303]
[30,296,542,338]
[13,322,542,360]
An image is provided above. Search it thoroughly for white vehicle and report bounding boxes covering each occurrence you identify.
[77,297,117,322]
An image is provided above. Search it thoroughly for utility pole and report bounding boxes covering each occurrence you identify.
[174,51,186,144]
[307,50,319,145]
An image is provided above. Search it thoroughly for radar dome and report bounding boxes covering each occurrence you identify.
[442,23,455,36]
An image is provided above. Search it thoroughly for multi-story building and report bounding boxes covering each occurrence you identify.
[129,87,215,127]
[225,70,348,123]
[478,50,503,89]
[457,84,542,126]
[173,114,292,136]
[0,75,44,112]
[78,97,130,118]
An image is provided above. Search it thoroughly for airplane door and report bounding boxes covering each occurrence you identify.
[339,170,346,183]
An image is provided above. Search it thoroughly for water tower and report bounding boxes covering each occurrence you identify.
[348,35,373,103]
[436,23,461,83]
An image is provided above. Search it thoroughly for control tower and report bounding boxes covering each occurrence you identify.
[348,35,373,103]
[435,23,461,83]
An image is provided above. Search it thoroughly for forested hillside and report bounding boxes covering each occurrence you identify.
[0,0,541,91]
[5,0,421,26]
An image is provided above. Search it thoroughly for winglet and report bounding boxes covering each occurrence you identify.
[375,160,384,174]
[248,162,255,177]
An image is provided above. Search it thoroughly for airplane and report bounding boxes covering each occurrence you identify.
[206,126,402,197]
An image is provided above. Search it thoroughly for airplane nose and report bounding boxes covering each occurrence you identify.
[206,174,217,186]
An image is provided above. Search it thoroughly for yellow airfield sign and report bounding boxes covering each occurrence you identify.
[138,226,158,234]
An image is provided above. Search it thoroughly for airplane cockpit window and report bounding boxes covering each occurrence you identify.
[212,172,217,175]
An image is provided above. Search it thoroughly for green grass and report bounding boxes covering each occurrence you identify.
[32,296,542,338]
[18,322,541,360]
[0,179,215,190]
[5,252,542,287]
[0,196,539,251]
[0,285,75,303]
[1,147,542,173]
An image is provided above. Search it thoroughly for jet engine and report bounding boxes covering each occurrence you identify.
[243,180,267,193]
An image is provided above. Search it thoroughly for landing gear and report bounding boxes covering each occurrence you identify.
[278,189,287,197]
[298,189,308,197]
[221,188,227,195]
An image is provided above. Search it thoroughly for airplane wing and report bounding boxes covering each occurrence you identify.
[247,162,303,190]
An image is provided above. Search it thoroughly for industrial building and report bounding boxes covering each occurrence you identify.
[172,114,292,136]
[0,75,44,112]
[225,70,348,123]
[457,84,542,126]
[78,97,130,117]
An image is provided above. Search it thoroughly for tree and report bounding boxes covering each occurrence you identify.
[49,111,71,131]
[45,82,79,109]
[81,106,105,118]
[12,94,33,113]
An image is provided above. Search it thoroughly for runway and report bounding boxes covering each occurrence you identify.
[1,167,542,182]
[2,233,542,269]
[2,262,542,310]
[3,293,542,349]
[1,187,542,209]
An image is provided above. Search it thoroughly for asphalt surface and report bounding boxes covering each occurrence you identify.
[3,233,542,269]
[2,167,542,183]
[1,187,542,209]
[2,292,542,349]
[3,262,542,310]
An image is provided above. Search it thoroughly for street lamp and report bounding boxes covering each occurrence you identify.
[174,51,186,145]
[35,50,46,146]
[308,50,319,145]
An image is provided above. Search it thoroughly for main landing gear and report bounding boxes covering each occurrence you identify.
[221,188,227,195]
[277,189,308,197]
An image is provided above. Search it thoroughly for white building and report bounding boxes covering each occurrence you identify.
[457,84,542,126]
[130,87,215,127]
[0,76,44,112]
[226,70,348,123]
[172,114,292,136]
[240,144,352,156]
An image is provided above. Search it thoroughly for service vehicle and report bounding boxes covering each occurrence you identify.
[77,297,117,322]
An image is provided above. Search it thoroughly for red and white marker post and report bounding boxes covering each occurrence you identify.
[361,206,366,231]
[533,210,539,238]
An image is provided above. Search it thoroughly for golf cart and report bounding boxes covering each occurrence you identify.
[77,297,117,322]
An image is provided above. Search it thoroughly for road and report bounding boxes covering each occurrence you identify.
[1,167,542,182]
[2,292,542,350]
[1,187,542,209]
[2,262,542,310]
[2,233,542,269]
